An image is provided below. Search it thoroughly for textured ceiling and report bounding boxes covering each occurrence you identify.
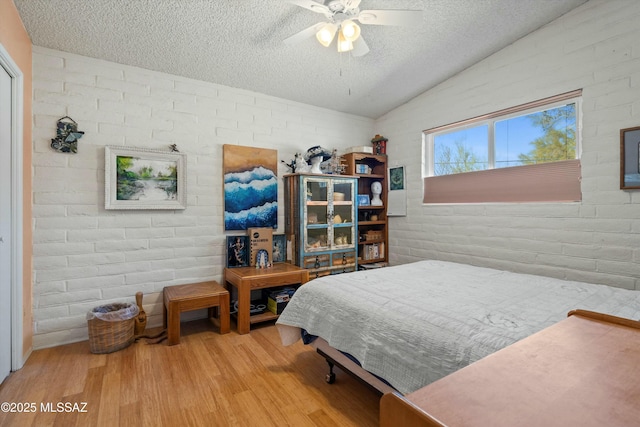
[14,0,588,119]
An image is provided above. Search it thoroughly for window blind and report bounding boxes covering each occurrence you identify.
[423,159,581,203]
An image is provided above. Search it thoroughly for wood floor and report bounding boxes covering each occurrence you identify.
[0,320,380,427]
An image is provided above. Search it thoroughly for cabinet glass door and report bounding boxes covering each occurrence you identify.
[304,178,329,251]
[331,179,355,249]
[303,176,356,252]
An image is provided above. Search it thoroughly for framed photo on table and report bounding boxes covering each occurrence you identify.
[357,194,370,206]
[272,234,286,263]
[226,235,249,268]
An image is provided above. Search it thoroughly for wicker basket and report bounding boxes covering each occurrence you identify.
[87,302,139,354]
[365,231,383,241]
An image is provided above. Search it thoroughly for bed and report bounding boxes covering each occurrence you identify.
[275,260,640,395]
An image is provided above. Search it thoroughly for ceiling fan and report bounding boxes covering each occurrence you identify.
[284,0,422,57]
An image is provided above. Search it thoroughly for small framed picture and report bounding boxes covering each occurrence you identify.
[357,194,370,206]
[620,126,640,189]
[226,235,249,268]
[272,234,286,263]
[389,166,406,191]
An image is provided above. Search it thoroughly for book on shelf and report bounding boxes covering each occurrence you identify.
[362,242,384,261]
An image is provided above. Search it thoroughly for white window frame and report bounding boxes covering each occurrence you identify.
[423,91,582,178]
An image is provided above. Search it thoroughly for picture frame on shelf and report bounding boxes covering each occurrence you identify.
[357,194,370,206]
[226,235,249,268]
[105,146,186,210]
[272,234,286,263]
[620,126,640,189]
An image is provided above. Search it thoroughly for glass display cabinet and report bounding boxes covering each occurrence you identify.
[285,174,358,278]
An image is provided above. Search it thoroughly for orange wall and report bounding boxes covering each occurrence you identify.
[0,0,33,361]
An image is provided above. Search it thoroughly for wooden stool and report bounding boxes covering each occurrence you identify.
[163,281,230,346]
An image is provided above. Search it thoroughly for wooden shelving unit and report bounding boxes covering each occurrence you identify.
[343,153,388,266]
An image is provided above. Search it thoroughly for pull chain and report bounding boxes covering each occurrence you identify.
[339,52,353,96]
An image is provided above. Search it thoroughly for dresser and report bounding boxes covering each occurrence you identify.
[380,310,640,427]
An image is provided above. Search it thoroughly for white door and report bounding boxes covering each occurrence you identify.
[0,63,12,383]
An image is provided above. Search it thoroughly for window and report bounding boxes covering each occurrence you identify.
[433,124,489,175]
[495,103,577,168]
[423,90,583,203]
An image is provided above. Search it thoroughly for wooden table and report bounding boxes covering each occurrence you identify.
[224,263,309,334]
[380,310,640,427]
[163,281,230,346]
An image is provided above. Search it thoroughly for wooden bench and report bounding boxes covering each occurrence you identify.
[163,281,230,345]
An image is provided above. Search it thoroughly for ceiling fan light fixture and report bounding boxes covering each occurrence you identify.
[287,0,424,57]
[316,23,338,47]
[337,31,354,53]
[341,20,361,42]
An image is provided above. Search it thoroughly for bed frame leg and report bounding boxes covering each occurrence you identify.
[325,360,336,384]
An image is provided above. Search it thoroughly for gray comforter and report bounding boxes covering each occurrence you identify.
[276,260,640,394]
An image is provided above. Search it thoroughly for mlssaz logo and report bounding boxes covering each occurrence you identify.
[40,402,88,413]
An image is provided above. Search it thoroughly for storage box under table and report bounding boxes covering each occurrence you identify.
[265,287,297,315]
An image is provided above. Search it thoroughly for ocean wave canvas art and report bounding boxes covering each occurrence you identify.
[223,145,278,230]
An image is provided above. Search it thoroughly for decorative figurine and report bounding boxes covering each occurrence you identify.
[327,148,347,174]
[134,291,147,336]
[294,153,310,173]
[255,249,271,269]
[371,181,383,206]
[51,116,84,153]
[304,146,332,174]
[371,134,388,155]
[282,153,299,172]
[281,158,295,172]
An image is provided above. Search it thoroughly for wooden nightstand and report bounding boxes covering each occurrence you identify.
[224,263,309,334]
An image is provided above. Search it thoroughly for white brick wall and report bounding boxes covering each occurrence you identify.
[31,47,374,349]
[378,0,640,290]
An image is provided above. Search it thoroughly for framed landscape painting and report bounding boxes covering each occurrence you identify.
[223,144,277,230]
[105,146,187,210]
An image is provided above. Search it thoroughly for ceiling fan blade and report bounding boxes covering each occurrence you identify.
[357,9,423,26]
[343,0,362,10]
[351,36,370,57]
[287,0,332,17]
[284,22,325,45]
